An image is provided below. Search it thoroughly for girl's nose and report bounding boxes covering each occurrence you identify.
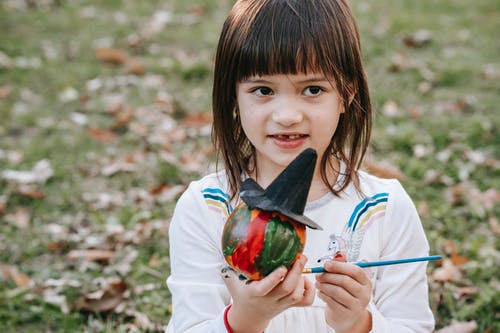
[271,99,303,126]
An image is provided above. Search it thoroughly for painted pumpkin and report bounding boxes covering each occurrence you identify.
[221,203,306,280]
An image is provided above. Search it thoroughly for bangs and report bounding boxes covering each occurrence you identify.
[235,0,339,81]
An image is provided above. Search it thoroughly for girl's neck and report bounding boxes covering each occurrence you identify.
[251,158,340,202]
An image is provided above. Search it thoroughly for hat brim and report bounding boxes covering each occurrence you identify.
[241,194,322,230]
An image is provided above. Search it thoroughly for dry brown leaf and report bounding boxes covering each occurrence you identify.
[17,184,46,199]
[363,160,405,180]
[0,195,6,215]
[417,201,429,218]
[151,184,185,203]
[4,207,30,228]
[148,255,161,268]
[190,5,207,17]
[489,216,500,235]
[451,285,480,301]
[382,100,399,117]
[435,320,477,333]
[432,258,462,282]
[125,59,145,75]
[0,86,12,99]
[95,48,128,65]
[181,112,213,128]
[48,241,69,252]
[433,100,469,114]
[443,241,469,266]
[75,279,128,313]
[112,108,134,129]
[403,29,433,48]
[86,128,119,143]
[180,151,206,173]
[0,264,32,288]
[389,52,421,72]
[67,249,115,262]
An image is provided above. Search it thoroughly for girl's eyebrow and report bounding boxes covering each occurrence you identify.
[240,76,330,84]
[239,78,272,84]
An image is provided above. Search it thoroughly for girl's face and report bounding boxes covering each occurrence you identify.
[236,72,344,185]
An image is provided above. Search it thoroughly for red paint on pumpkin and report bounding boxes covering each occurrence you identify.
[230,210,268,276]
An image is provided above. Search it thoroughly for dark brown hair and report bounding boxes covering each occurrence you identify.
[212,0,372,198]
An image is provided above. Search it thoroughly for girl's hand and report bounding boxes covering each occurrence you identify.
[222,255,315,333]
[315,260,372,333]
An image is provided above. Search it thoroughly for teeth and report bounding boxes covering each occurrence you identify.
[277,134,302,139]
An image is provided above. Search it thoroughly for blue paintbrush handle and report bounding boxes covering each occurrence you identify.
[303,255,442,274]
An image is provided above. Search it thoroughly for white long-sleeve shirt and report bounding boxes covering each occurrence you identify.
[166,168,435,332]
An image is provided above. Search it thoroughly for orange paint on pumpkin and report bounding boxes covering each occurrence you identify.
[230,208,267,276]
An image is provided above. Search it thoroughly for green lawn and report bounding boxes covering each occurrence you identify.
[0,0,498,332]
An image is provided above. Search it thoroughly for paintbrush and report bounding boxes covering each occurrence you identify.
[302,255,442,274]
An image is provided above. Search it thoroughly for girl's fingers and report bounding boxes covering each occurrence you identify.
[317,289,349,312]
[251,266,288,297]
[271,255,308,299]
[316,271,364,298]
[315,279,356,308]
[321,260,371,285]
[221,265,287,297]
[297,276,316,306]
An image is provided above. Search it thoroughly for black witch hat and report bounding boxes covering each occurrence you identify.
[240,148,322,230]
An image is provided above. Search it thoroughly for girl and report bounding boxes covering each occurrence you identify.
[166,0,435,332]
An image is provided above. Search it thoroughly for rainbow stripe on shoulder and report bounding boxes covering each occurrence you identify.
[348,192,389,232]
[202,188,233,219]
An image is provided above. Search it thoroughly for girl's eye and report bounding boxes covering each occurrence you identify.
[304,86,323,96]
[252,87,273,96]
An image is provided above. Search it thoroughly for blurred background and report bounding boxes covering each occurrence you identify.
[0,0,498,332]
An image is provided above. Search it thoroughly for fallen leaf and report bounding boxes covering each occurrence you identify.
[17,184,46,199]
[450,285,480,301]
[95,48,128,65]
[125,59,145,75]
[43,289,70,313]
[1,159,53,185]
[0,86,12,99]
[435,320,477,333]
[67,249,115,262]
[432,258,462,282]
[362,159,405,180]
[403,29,433,48]
[442,241,469,266]
[86,128,119,143]
[4,207,30,228]
[151,184,185,203]
[111,108,134,129]
[127,309,154,330]
[0,195,6,215]
[75,279,128,313]
[433,100,469,114]
[489,216,500,235]
[181,112,213,128]
[0,264,32,287]
[381,100,399,117]
[389,52,422,72]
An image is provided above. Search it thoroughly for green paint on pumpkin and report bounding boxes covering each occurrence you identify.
[255,215,303,277]
[222,204,251,257]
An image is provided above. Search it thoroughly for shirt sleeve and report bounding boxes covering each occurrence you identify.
[166,182,231,333]
[368,180,435,333]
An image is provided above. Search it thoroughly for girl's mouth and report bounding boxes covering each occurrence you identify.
[270,134,308,149]
[271,134,308,140]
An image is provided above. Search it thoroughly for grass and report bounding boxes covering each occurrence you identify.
[1,0,499,332]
